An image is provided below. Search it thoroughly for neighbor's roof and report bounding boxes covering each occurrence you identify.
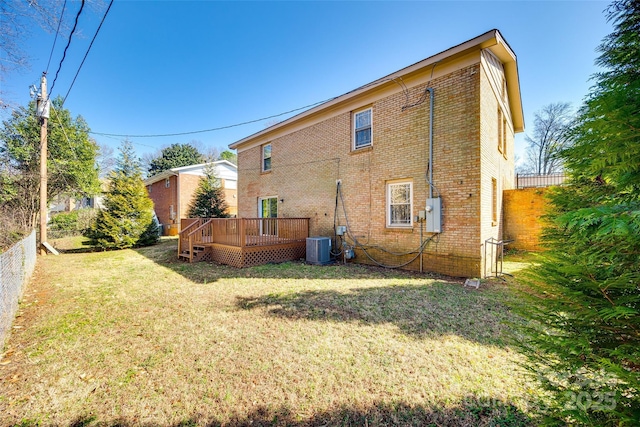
[230,29,523,151]
[143,160,237,185]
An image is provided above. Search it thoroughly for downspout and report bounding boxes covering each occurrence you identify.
[176,172,180,230]
[422,87,434,273]
[428,87,434,199]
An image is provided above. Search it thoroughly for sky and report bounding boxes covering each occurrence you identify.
[1,0,613,167]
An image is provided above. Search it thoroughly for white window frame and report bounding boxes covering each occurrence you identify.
[262,143,272,172]
[258,196,278,236]
[353,107,372,150]
[491,177,498,225]
[386,181,413,228]
[258,196,278,219]
[165,178,170,188]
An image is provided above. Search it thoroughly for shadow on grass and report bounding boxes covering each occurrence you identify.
[133,238,461,284]
[62,399,532,426]
[235,281,514,345]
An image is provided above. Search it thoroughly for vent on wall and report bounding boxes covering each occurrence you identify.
[306,237,331,265]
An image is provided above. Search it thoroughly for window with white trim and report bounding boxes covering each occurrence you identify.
[497,108,503,153]
[165,178,170,188]
[492,177,498,224]
[387,181,412,227]
[262,144,272,172]
[353,108,372,149]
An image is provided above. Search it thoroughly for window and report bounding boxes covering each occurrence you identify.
[165,178,170,188]
[491,178,497,224]
[353,108,372,149]
[387,181,412,227]
[497,109,503,153]
[498,108,508,157]
[259,196,278,235]
[502,114,507,158]
[259,196,278,218]
[262,144,272,172]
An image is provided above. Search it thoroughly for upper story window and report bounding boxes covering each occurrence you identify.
[498,108,507,158]
[262,144,272,172]
[165,178,170,188]
[353,108,372,149]
[387,181,412,227]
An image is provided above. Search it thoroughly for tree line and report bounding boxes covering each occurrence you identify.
[0,98,234,250]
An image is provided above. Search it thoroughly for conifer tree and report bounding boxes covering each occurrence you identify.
[187,163,229,218]
[87,140,159,248]
[516,1,640,424]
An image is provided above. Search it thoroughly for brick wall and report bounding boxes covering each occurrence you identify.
[237,58,515,277]
[503,187,547,251]
[479,57,516,275]
[178,174,202,219]
[148,175,177,231]
[147,174,238,235]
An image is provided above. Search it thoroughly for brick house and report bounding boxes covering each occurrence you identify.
[144,160,238,235]
[229,30,524,277]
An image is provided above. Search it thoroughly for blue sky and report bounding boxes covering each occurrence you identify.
[1,1,612,165]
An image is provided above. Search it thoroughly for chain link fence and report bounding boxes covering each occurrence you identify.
[0,230,36,349]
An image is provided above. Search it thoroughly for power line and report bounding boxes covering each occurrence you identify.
[49,0,86,98]
[88,69,413,139]
[62,0,114,105]
[45,0,67,74]
[89,97,337,138]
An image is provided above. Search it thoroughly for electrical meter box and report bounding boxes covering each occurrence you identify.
[425,197,442,233]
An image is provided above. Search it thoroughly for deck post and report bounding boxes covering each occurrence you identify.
[239,218,245,248]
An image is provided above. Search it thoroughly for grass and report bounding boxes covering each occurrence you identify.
[0,238,543,426]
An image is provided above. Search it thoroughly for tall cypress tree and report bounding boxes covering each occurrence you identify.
[87,140,159,248]
[516,1,640,424]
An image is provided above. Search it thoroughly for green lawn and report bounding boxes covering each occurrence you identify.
[0,238,543,426]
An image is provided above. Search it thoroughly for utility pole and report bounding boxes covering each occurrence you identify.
[37,72,49,255]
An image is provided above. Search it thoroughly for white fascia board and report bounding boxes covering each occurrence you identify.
[229,29,504,152]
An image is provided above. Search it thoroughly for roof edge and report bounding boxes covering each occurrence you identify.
[230,30,517,150]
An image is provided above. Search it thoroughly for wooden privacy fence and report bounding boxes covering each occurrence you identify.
[179,218,309,267]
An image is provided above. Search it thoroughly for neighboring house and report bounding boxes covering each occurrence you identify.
[48,182,107,216]
[144,160,238,235]
[229,30,524,277]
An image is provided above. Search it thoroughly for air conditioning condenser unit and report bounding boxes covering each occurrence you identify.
[306,237,331,265]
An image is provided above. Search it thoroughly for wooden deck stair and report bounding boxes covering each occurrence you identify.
[178,243,208,262]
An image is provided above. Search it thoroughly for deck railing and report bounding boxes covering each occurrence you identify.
[179,218,206,255]
[179,218,310,261]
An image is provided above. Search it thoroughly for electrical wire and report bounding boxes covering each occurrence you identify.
[334,181,439,269]
[89,65,426,139]
[49,0,86,98]
[62,0,114,105]
[401,62,438,111]
[46,0,67,74]
[89,97,338,138]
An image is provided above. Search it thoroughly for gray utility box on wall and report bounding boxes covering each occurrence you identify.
[306,237,331,265]
[426,197,442,233]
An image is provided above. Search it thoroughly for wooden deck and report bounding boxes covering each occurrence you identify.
[178,218,309,267]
